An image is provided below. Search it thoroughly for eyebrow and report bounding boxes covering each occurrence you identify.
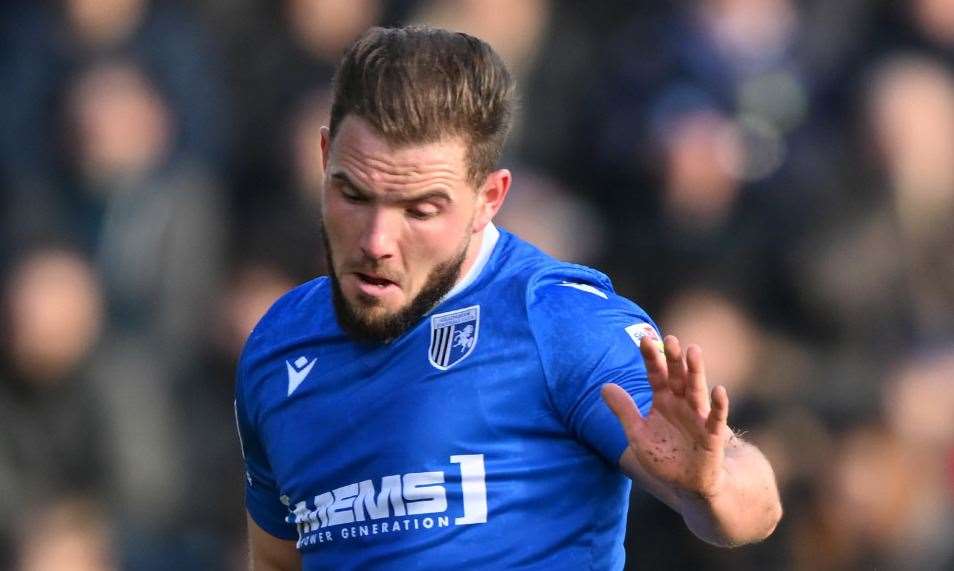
[330,170,452,204]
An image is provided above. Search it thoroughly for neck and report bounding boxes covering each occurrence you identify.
[440,223,499,304]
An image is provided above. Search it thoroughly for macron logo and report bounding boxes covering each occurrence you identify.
[287,356,317,396]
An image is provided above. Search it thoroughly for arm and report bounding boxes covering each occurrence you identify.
[236,352,303,568]
[247,512,301,571]
[603,336,782,547]
[617,428,781,546]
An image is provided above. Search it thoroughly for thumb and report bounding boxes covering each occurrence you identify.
[601,383,646,443]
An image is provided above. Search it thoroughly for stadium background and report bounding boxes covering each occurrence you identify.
[1,0,953,569]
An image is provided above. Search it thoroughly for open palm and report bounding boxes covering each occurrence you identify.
[602,335,731,498]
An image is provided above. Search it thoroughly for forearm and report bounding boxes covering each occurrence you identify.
[621,434,782,547]
[674,436,782,547]
[247,513,301,570]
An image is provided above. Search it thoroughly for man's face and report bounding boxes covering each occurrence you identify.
[320,116,493,343]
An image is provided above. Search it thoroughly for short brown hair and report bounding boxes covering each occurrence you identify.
[329,26,515,185]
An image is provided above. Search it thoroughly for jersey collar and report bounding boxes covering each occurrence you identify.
[438,222,500,305]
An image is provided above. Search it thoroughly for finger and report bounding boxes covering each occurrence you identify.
[639,335,668,394]
[601,383,648,443]
[705,384,730,436]
[685,344,710,416]
[664,335,688,397]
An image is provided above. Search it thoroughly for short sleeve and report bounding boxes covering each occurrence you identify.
[528,278,658,465]
[234,360,298,541]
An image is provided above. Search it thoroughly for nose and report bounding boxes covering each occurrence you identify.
[359,208,399,262]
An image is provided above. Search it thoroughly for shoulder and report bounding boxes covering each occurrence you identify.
[527,264,615,307]
[491,229,610,301]
[509,242,659,431]
[527,262,650,326]
[490,228,655,330]
[526,265,657,345]
[237,275,330,382]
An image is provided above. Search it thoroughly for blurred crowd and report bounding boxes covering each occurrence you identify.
[0,1,952,569]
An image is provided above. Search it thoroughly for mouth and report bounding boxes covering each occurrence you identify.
[351,272,399,297]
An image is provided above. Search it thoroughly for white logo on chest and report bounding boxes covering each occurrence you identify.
[286,356,317,396]
[287,454,488,549]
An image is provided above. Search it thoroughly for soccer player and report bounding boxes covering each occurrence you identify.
[235,26,782,570]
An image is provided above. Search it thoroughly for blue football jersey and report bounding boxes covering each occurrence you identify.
[234,225,660,570]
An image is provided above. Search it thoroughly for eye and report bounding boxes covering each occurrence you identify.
[340,186,367,203]
[406,204,440,220]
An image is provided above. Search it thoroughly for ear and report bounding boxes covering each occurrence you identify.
[320,126,332,169]
[472,168,511,234]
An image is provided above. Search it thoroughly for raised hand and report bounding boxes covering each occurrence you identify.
[602,335,732,499]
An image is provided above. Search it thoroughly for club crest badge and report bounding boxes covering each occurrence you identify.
[429,305,480,370]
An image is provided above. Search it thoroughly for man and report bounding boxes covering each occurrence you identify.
[235,26,782,570]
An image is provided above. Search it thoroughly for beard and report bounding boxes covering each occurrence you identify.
[323,231,469,345]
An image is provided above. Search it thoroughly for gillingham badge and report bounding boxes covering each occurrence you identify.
[429,305,480,370]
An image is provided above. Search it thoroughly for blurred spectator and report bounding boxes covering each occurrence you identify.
[577,1,828,340]
[910,0,954,48]
[217,264,297,360]
[287,0,383,62]
[868,54,954,340]
[655,106,745,233]
[290,88,333,209]
[587,0,810,190]
[0,0,227,247]
[409,0,553,163]
[874,0,954,58]
[603,99,809,340]
[798,420,954,570]
[151,262,297,570]
[409,0,550,79]
[495,167,607,264]
[48,57,228,567]
[885,348,954,571]
[65,58,226,370]
[222,0,384,205]
[70,60,172,184]
[64,0,148,48]
[886,350,954,452]
[228,85,329,284]
[659,288,760,398]
[3,248,103,384]
[0,248,107,565]
[655,285,818,483]
[15,496,117,571]
[792,53,954,416]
